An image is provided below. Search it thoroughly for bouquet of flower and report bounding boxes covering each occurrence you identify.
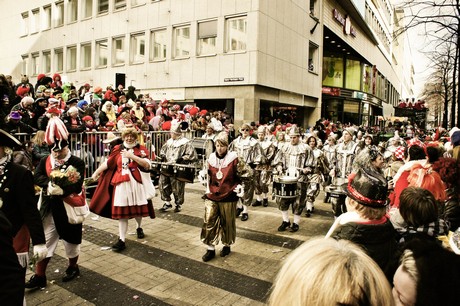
[50,165,81,188]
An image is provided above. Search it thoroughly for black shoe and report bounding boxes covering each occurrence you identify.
[241,213,249,221]
[277,221,291,232]
[160,203,173,212]
[263,199,269,207]
[202,250,216,262]
[174,205,182,213]
[220,246,231,257]
[252,200,262,207]
[112,239,126,252]
[137,228,145,239]
[290,223,299,232]
[25,274,47,289]
[305,209,311,217]
[236,207,243,217]
[62,266,80,282]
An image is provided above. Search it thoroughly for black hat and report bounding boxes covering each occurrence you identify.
[0,129,22,149]
[347,168,388,207]
[67,97,79,105]
[48,138,69,152]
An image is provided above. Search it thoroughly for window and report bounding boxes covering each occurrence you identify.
[31,53,40,76]
[197,20,217,56]
[55,1,64,27]
[31,9,40,33]
[112,36,125,65]
[131,0,146,6]
[21,12,29,36]
[173,25,190,58]
[308,42,318,73]
[43,51,51,73]
[345,59,361,90]
[21,55,29,76]
[81,43,92,69]
[98,0,109,14]
[114,0,126,10]
[150,29,167,61]
[68,0,78,22]
[55,48,63,72]
[43,6,51,30]
[322,54,344,88]
[310,0,317,17]
[130,33,145,63]
[82,0,93,18]
[67,45,77,71]
[96,40,108,67]
[226,16,247,52]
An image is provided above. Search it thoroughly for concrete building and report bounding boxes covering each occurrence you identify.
[0,0,412,127]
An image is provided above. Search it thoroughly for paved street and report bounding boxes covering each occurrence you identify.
[25,182,334,306]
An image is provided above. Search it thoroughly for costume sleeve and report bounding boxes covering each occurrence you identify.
[181,143,198,163]
[34,157,50,188]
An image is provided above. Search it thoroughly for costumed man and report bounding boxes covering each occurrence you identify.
[272,126,314,232]
[158,122,198,213]
[328,127,358,217]
[304,135,327,217]
[0,129,47,300]
[26,117,86,289]
[228,123,263,221]
[322,135,337,203]
[253,125,276,207]
[200,133,249,262]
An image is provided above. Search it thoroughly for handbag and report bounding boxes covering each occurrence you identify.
[63,201,90,224]
[140,170,156,200]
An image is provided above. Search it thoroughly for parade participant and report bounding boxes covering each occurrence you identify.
[304,135,327,217]
[272,126,314,232]
[90,128,155,251]
[26,117,86,288]
[202,122,217,141]
[253,125,276,207]
[200,133,246,262]
[158,122,197,213]
[328,127,358,217]
[321,135,337,203]
[325,166,398,281]
[228,123,263,221]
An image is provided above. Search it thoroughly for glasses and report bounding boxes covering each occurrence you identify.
[242,129,249,132]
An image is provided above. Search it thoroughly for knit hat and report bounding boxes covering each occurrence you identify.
[347,168,388,207]
[77,100,88,109]
[93,86,103,94]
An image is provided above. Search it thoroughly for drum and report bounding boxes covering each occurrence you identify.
[160,164,175,177]
[175,165,195,183]
[189,138,215,160]
[272,176,298,199]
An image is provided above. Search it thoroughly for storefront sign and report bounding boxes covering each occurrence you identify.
[150,88,185,101]
[322,87,341,96]
[224,77,244,82]
[333,9,357,37]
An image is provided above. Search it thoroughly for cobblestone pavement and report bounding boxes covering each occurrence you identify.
[25,182,334,306]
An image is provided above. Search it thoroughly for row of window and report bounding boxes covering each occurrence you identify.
[20,0,161,36]
[365,4,391,54]
[21,16,247,76]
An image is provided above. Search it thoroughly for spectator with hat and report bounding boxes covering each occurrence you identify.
[11,96,34,126]
[113,84,125,103]
[63,106,84,133]
[31,97,48,129]
[3,110,36,134]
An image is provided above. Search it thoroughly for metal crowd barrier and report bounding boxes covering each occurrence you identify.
[13,130,197,177]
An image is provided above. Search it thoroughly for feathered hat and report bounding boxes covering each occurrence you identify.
[45,116,69,151]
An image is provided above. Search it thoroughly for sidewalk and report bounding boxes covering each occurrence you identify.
[25,182,334,305]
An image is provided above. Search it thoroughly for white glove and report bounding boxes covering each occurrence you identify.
[233,184,244,197]
[48,181,64,196]
[329,169,336,177]
[33,244,48,262]
[198,169,207,186]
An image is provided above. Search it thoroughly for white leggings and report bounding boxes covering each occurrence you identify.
[43,214,80,258]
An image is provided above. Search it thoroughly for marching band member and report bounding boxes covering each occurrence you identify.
[329,128,358,217]
[200,133,247,262]
[253,126,276,207]
[228,123,263,221]
[322,135,337,203]
[305,135,327,217]
[158,122,197,213]
[272,126,314,232]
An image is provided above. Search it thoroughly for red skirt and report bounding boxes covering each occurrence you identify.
[111,200,155,220]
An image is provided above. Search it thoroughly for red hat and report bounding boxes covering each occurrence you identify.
[189,106,199,116]
[160,98,168,106]
[46,107,62,116]
[84,83,91,88]
[162,121,172,131]
[16,86,30,97]
[146,102,155,108]
[105,121,115,127]
[394,146,405,161]
[82,116,93,121]
[172,104,181,111]
[199,109,208,116]
[37,74,46,82]
[94,86,103,94]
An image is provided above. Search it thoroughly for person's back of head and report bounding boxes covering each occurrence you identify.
[407,164,446,202]
[426,146,441,164]
[269,238,394,306]
[408,145,426,161]
[399,187,438,228]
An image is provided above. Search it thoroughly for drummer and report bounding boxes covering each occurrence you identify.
[253,125,276,207]
[272,126,314,232]
[158,122,197,213]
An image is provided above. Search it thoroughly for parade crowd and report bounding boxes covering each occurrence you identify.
[1,73,460,306]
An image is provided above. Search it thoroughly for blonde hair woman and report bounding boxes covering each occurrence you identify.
[269,238,395,306]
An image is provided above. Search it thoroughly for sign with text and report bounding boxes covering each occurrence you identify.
[150,88,185,101]
[224,77,244,82]
[333,9,357,37]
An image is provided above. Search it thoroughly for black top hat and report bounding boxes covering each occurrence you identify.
[48,138,69,152]
[347,168,388,207]
[0,129,22,149]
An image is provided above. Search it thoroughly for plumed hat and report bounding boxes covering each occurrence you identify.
[0,129,22,149]
[45,116,69,151]
[347,168,388,207]
[288,125,300,137]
